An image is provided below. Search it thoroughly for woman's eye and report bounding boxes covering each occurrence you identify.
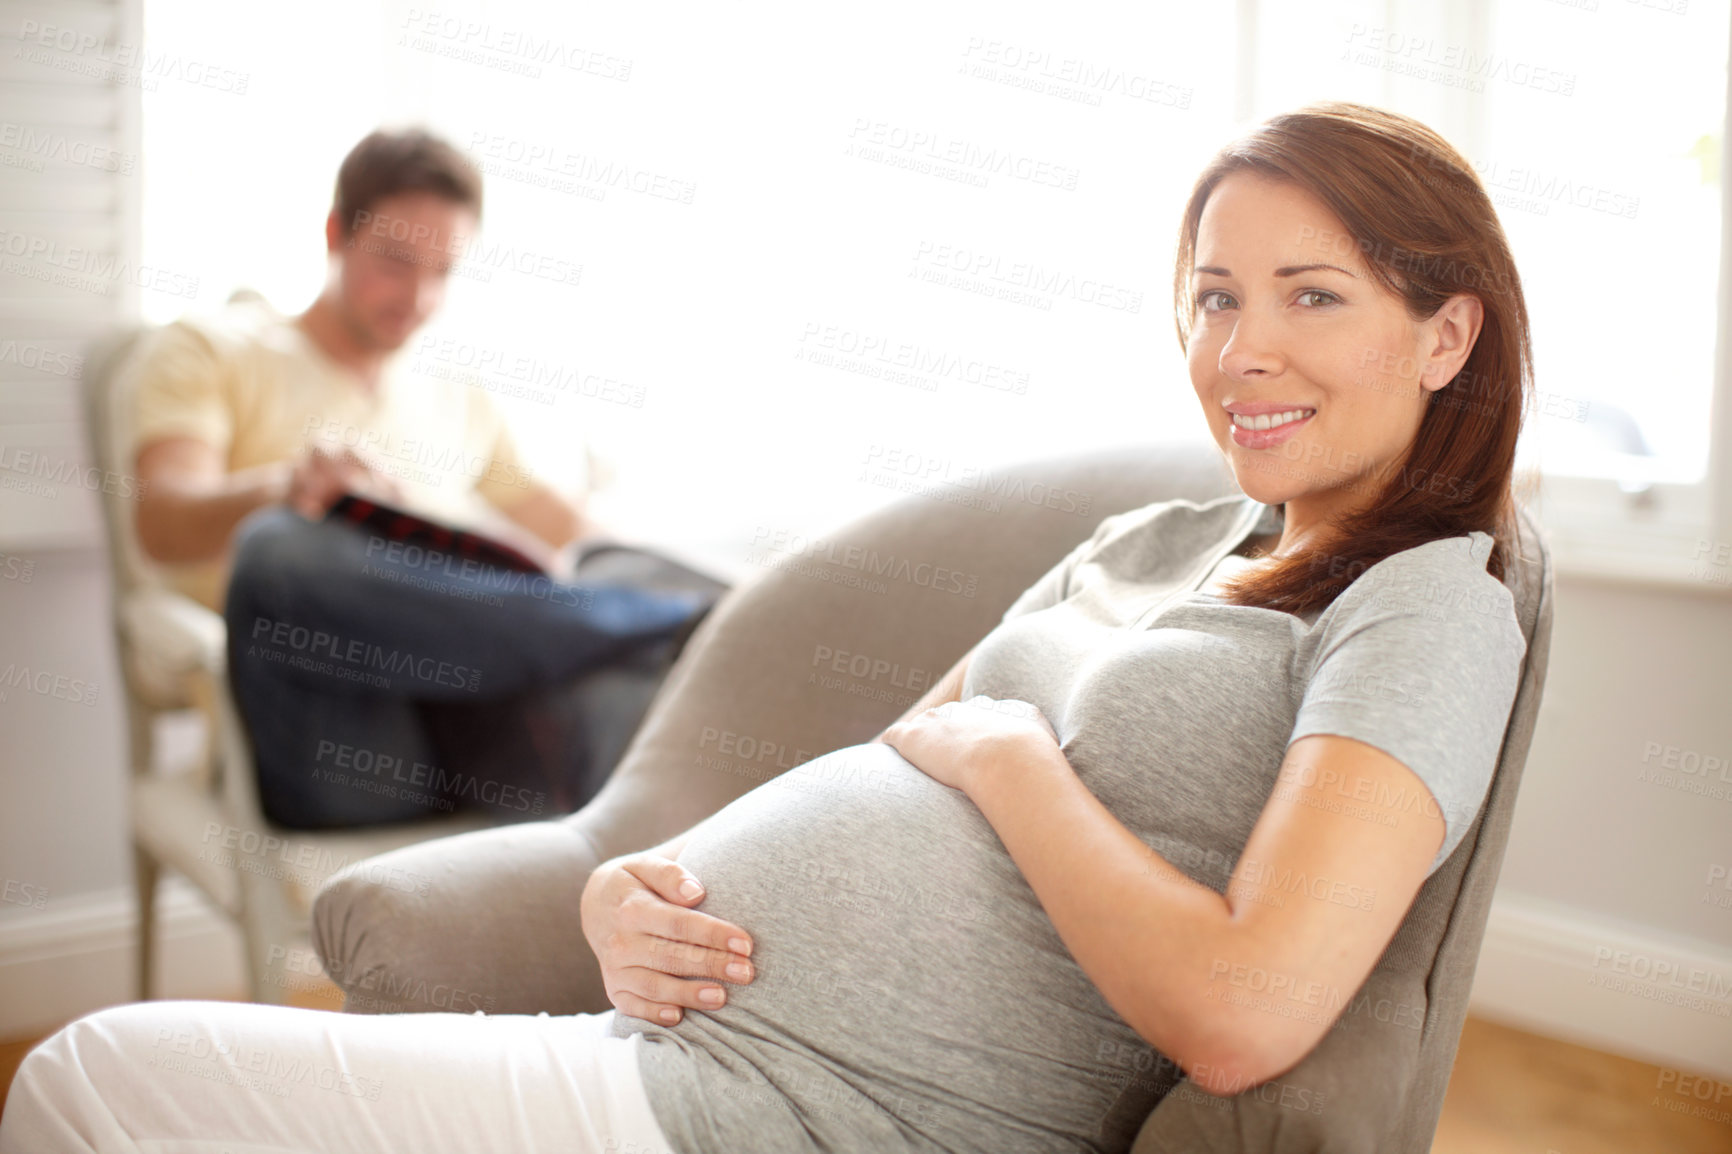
[1196,290,1234,312]
[1296,289,1339,307]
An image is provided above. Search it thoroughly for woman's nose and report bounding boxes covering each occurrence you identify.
[1218,309,1283,379]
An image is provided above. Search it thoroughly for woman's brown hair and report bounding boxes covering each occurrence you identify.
[1173,100,1538,619]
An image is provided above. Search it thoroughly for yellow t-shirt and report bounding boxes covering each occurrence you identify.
[125,298,535,610]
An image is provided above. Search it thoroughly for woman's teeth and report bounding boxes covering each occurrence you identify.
[1231,408,1315,431]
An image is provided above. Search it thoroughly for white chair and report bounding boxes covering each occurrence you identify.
[81,309,495,1005]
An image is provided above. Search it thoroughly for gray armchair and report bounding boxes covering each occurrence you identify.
[312,439,1554,1152]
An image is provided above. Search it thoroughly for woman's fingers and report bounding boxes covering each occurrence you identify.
[624,853,710,908]
[592,854,759,1025]
[633,922,754,982]
[608,921,756,1026]
[608,965,746,1026]
[614,892,756,992]
[622,855,754,958]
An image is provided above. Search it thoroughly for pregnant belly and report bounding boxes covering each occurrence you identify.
[667,741,1171,1147]
[679,741,1032,1006]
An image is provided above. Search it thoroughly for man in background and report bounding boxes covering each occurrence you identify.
[127,127,723,829]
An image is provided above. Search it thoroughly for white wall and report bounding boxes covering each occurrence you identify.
[1467,575,1732,1078]
[0,546,128,902]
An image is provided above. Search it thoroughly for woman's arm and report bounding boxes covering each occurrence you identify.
[883,704,1442,1097]
[960,729,1441,1097]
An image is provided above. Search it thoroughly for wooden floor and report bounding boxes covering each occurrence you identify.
[1432,1017,1732,1154]
[2,1001,1728,1149]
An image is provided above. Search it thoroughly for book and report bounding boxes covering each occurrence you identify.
[325,492,565,579]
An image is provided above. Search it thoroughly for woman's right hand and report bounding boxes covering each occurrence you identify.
[580,852,756,1026]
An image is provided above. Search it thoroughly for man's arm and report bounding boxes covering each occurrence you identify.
[135,435,404,564]
[134,436,291,564]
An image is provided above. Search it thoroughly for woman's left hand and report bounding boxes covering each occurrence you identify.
[879,696,1061,797]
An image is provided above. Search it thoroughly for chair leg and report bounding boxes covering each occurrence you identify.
[238,891,297,1006]
[133,843,159,1001]
[232,841,299,1006]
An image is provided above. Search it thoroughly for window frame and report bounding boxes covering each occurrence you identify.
[1239,0,1732,591]
[1508,4,1732,590]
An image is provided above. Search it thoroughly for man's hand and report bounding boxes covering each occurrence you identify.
[286,443,402,519]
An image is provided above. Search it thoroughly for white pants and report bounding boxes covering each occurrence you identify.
[0,1000,679,1154]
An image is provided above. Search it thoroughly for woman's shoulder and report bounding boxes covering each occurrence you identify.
[1324,529,1524,648]
[1343,529,1505,592]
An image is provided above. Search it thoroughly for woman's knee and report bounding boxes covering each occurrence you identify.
[42,1002,171,1065]
[4,1032,75,1134]
[1,1007,141,1147]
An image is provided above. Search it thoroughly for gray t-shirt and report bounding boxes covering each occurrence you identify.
[612,493,1527,1153]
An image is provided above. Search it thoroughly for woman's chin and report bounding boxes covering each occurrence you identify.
[1220,458,1294,505]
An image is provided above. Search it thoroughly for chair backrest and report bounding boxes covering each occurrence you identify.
[81,323,159,608]
[80,320,207,727]
[1380,503,1551,1150]
[572,438,1553,1154]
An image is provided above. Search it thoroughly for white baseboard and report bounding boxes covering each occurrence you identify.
[0,876,246,1040]
[4,880,1729,1080]
[1471,889,1732,1081]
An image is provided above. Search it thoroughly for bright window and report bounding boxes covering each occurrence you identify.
[139,0,1730,580]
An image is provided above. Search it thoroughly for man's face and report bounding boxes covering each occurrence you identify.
[331,190,477,352]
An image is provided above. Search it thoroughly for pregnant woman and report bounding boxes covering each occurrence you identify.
[2,100,1531,1154]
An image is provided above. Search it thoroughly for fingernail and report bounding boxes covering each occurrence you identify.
[699,987,725,1006]
[659,1008,679,1023]
[728,937,751,956]
[726,961,751,981]
[679,880,703,900]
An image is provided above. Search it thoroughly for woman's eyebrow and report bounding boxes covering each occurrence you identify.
[1193,263,1358,278]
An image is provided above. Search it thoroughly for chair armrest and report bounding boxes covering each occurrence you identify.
[121,587,226,678]
[313,817,611,1015]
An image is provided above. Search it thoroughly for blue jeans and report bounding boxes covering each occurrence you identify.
[222,508,720,829]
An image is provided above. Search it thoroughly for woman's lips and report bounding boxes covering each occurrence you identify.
[1229,410,1314,450]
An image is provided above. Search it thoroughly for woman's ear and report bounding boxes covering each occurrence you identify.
[1418,293,1484,393]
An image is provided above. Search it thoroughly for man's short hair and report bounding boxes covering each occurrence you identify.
[332,127,483,234]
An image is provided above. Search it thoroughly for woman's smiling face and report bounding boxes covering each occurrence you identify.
[1186,170,1480,525]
